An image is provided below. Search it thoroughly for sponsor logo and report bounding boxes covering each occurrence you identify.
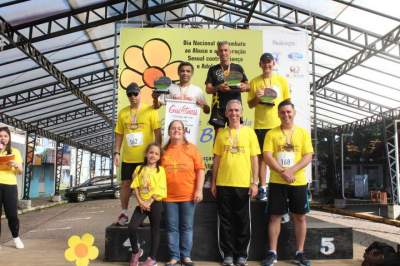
[168,104,199,116]
[289,65,301,74]
[288,52,304,61]
[286,65,305,78]
[272,52,280,64]
[272,40,295,47]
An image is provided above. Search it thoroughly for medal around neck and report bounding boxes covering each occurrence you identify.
[226,71,243,91]
[154,76,172,94]
[260,87,277,105]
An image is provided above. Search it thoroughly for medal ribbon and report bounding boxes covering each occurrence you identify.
[280,126,295,149]
[228,126,240,150]
[220,63,231,80]
[130,102,141,128]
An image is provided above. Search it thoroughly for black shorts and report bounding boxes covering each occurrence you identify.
[121,162,142,181]
[255,129,269,151]
[268,183,310,215]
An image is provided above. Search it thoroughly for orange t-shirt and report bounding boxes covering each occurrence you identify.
[162,143,205,202]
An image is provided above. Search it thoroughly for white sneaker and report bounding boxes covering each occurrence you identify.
[116,212,129,226]
[13,237,24,249]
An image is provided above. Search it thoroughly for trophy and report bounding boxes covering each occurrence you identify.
[225,71,243,91]
[260,87,278,105]
[154,76,172,94]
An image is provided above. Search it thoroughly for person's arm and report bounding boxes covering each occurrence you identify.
[264,151,295,183]
[239,80,250,92]
[205,82,216,94]
[211,155,220,198]
[249,155,259,198]
[193,168,205,203]
[7,160,23,174]
[282,153,313,182]
[196,97,211,114]
[248,89,264,108]
[154,128,162,145]
[152,92,162,109]
[113,133,123,166]
[134,187,152,212]
[203,104,210,114]
[264,151,284,173]
[206,82,230,94]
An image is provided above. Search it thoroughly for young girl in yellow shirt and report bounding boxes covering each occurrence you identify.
[128,143,167,266]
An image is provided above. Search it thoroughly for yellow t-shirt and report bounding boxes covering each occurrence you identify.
[115,104,160,163]
[213,126,260,188]
[263,126,314,186]
[130,165,167,201]
[0,147,22,185]
[248,73,290,129]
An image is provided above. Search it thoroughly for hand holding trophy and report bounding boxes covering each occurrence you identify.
[259,87,278,106]
[225,71,243,92]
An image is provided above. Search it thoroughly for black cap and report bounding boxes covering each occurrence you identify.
[126,82,140,94]
[260,52,274,62]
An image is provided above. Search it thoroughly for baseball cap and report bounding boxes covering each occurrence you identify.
[126,83,140,95]
[260,52,275,62]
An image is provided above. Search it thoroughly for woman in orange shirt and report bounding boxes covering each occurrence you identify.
[162,120,205,266]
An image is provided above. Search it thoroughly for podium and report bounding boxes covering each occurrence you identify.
[105,199,353,262]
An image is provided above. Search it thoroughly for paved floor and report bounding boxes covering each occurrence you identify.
[2,198,398,265]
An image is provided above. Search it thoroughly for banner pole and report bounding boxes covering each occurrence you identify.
[310,23,319,195]
[110,22,119,186]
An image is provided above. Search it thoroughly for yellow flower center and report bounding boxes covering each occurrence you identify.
[74,243,88,258]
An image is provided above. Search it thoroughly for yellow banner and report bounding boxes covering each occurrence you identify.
[118,27,262,168]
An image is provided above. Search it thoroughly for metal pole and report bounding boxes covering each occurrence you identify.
[311,23,319,195]
[119,20,308,29]
[394,120,400,204]
[340,134,346,199]
[110,22,118,185]
[340,133,352,199]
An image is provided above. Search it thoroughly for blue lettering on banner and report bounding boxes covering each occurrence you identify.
[288,52,303,60]
[200,127,214,143]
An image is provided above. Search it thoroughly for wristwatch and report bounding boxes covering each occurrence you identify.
[251,180,259,186]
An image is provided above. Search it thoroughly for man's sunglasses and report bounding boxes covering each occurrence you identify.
[127,92,139,97]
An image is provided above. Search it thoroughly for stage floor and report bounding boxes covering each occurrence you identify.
[1,198,397,265]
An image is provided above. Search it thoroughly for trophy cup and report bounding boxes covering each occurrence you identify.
[154,76,172,94]
[260,87,277,105]
[225,71,243,92]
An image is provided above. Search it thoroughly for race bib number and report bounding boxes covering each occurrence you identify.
[126,132,143,147]
[276,151,295,167]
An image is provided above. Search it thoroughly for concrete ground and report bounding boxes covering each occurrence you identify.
[2,197,398,266]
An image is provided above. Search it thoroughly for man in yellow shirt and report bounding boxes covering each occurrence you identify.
[262,100,313,266]
[114,83,161,225]
[211,100,260,266]
[248,53,290,201]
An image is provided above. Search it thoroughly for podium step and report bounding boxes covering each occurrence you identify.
[105,201,353,262]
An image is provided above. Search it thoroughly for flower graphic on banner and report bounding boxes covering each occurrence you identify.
[64,233,99,266]
[120,38,182,104]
